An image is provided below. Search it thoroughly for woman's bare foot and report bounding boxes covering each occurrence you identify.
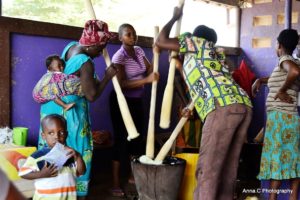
[110,188,125,197]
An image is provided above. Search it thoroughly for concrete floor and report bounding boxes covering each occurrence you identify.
[88,169,138,200]
[85,145,263,200]
[87,170,261,200]
[87,146,139,200]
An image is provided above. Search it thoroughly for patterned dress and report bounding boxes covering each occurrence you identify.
[178,32,252,121]
[258,55,300,180]
[38,41,93,196]
[32,72,83,103]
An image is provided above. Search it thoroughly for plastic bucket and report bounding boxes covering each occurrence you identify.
[176,152,199,200]
[13,127,28,146]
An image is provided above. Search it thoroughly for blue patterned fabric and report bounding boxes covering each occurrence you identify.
[38,41,93,196]
[258,110,300,180]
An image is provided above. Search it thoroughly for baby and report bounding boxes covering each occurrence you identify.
[33,55,83,110]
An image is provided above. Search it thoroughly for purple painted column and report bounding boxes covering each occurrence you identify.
[285,0,292,29]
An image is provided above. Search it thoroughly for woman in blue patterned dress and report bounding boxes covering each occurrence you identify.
[38,20,118,200]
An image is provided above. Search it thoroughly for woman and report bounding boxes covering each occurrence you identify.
[253,29,300,200]
[109,23,159,197]
[38,19,118,199]
[155,6,252,200]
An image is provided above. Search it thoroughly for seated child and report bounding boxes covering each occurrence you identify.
[32,55,83,111]
[19,114,86,200]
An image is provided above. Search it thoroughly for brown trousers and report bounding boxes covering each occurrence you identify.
[194,102,252,200]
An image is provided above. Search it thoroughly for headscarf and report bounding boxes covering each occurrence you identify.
[79,20,113,46]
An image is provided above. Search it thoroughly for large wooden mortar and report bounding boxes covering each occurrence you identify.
[131,156,186,200]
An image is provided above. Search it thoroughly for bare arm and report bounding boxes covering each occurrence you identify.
[21,163,58,180]
[64,146,86,176]
[252,77,269,97]
[144,56,153,75]
[80,60,117,102]
[155,6,183,51]
[74,153,86,176]
[275,60,300,103]
[115,63,159,90]
[54,98,66,107]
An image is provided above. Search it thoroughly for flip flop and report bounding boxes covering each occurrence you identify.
[110,188,125,197]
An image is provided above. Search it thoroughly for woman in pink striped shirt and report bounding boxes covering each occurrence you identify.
[109,23,159,197]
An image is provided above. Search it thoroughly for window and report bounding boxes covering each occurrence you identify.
[2,0,239,47]
[252,37,271,48]
[277,12,299,24]
[253,15,272,26]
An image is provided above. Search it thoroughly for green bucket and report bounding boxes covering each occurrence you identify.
[13,127,28,146]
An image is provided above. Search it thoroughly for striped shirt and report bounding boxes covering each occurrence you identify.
[266,55,300,115]
[19,148,77,200]
[112,45,147,98]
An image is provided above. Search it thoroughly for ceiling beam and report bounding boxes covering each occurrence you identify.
[194,0,239,7]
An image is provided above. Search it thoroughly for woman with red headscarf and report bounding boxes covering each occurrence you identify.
[37,20,118,199]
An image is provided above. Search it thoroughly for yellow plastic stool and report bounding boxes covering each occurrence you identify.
[176,153,199,200]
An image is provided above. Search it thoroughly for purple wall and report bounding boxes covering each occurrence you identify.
[241,1,300,77]
[11,33,176,146]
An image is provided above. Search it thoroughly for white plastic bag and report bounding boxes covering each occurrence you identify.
[0,127,13,144]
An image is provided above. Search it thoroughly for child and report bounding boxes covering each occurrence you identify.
[253,29,300,200]
[32,55,83,111]
[155,5,252,200]
[19,114,86,200]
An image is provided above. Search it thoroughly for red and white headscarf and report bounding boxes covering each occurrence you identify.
[79,20,113,46]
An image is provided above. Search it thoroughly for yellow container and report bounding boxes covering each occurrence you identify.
[0,144,36,180]
[176,153,199,200]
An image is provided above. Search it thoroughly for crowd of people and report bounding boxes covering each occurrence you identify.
[0,4,299,200]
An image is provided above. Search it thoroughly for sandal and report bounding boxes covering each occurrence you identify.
[110,188,125,197]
